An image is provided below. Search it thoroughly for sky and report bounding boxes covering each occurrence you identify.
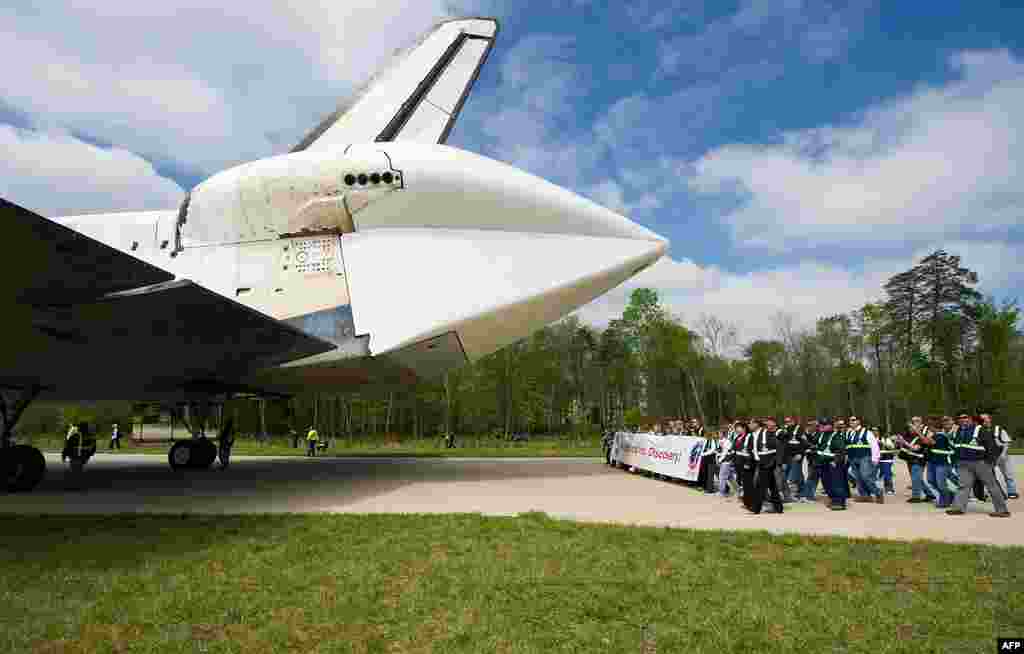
[3,1,1023,349]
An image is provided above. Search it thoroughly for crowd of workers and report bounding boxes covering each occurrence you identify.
[606,412,1017,517]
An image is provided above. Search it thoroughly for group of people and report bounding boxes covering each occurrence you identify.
[607,411,1016,517]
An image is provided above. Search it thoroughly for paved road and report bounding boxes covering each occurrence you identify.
[2,453,1022,546]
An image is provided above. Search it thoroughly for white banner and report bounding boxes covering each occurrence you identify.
[610,431,708,481]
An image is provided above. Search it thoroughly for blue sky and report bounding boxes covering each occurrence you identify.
[2,1,1022,344]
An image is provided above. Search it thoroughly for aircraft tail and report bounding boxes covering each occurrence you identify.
[291,17,499,152]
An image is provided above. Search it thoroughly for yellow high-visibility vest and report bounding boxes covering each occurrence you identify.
[307,429,319,441]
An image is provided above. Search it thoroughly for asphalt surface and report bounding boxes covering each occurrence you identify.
[2,453,1022,546]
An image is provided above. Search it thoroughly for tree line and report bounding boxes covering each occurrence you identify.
[19,249,1023,439]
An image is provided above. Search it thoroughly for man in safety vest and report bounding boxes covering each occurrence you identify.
[817,417,849,510]
[735,420,757,511]
[897,420,931,503]
[981,411,1018,500]
[947,412,1010,517]
[698,424,718,494]
[846,416,883,504]
[796,418,822,502]
[306,425,318,457]
[925,417,955,508]
[752,417,784,514]
[781,416,807,502]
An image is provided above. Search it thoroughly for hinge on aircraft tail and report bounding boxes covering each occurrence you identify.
[172,191,191,257]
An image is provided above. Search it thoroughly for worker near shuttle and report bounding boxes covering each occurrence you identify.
[736,419,758,511]
[982,411,1018,499]
[817,418,849,510]
[751,417,784,514]
[780,416,805,502]
[948,412,1010,517]
[698,426,718,494]
[798,418,823,502]
[306,425,318,457]
[846,416,883,504]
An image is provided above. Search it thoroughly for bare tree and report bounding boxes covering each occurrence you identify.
[698,314,739,359]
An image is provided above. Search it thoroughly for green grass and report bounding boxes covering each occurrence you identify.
[24,434,602,458]
[0,514,1020,653]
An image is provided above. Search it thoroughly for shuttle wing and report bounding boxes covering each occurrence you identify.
[292,17,498,151]
[0,199,336,399]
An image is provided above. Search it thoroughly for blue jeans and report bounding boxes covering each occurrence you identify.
[996,448,1018,496]
[877,460,894,493]
[927,461,953,507]
[786,458,805,490]
[849,456,880,497]
[801,463,823,500]
[718,461,735,496]
[908,462,933,499]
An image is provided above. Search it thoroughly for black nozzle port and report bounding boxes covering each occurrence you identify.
[344,174,356,185]
[357,174,368,185]
[382,172,393,184]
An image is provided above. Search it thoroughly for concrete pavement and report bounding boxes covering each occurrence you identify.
[2,453,1021,547]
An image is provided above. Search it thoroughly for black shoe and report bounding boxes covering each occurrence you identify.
[1009,494,1020,500]
[989,511,1011,518]
[946,509,965,515]
[907,498,924,503]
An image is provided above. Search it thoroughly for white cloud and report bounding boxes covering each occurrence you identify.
[691,49,1024,253]
[1,2,485,177]
[0,126,183,216]
[574,239,1024,344]
[574,256,894,343]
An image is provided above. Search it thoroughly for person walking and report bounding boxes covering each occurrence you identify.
[897,423,931,503]
[876,431,897,495]
[782,416,807,501]
[700,428,719,494]
[717,423,738,497]
[925,417,955,509]
[110,422,121,450]
[846,416,883,504]
[62,422,79,463]
[751,417,784,514]
[981,411,1018,500]
[735,421,756,512]
[306,425,318,457]
[947,412,1010,517]
[798,418,823,503]
[817,418,849,511]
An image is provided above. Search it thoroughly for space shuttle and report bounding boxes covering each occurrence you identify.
[0,17,666,488]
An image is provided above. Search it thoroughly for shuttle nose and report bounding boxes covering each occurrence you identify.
[341,143,669,364]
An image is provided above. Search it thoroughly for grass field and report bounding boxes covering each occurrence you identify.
[24,434,604,458]
[1,513,1021,653]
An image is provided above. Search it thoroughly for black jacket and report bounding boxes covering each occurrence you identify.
[978,425,1002,464]
[754,429,783,469]
[783,425,808,458]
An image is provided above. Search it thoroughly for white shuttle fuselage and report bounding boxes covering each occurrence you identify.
[57,142,666,390]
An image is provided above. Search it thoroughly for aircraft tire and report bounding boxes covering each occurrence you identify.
[4,444,46,492]
[168,441,193,470]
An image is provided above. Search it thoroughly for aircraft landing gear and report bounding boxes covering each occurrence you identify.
[1,385,45,492]
[166,401,234,471]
